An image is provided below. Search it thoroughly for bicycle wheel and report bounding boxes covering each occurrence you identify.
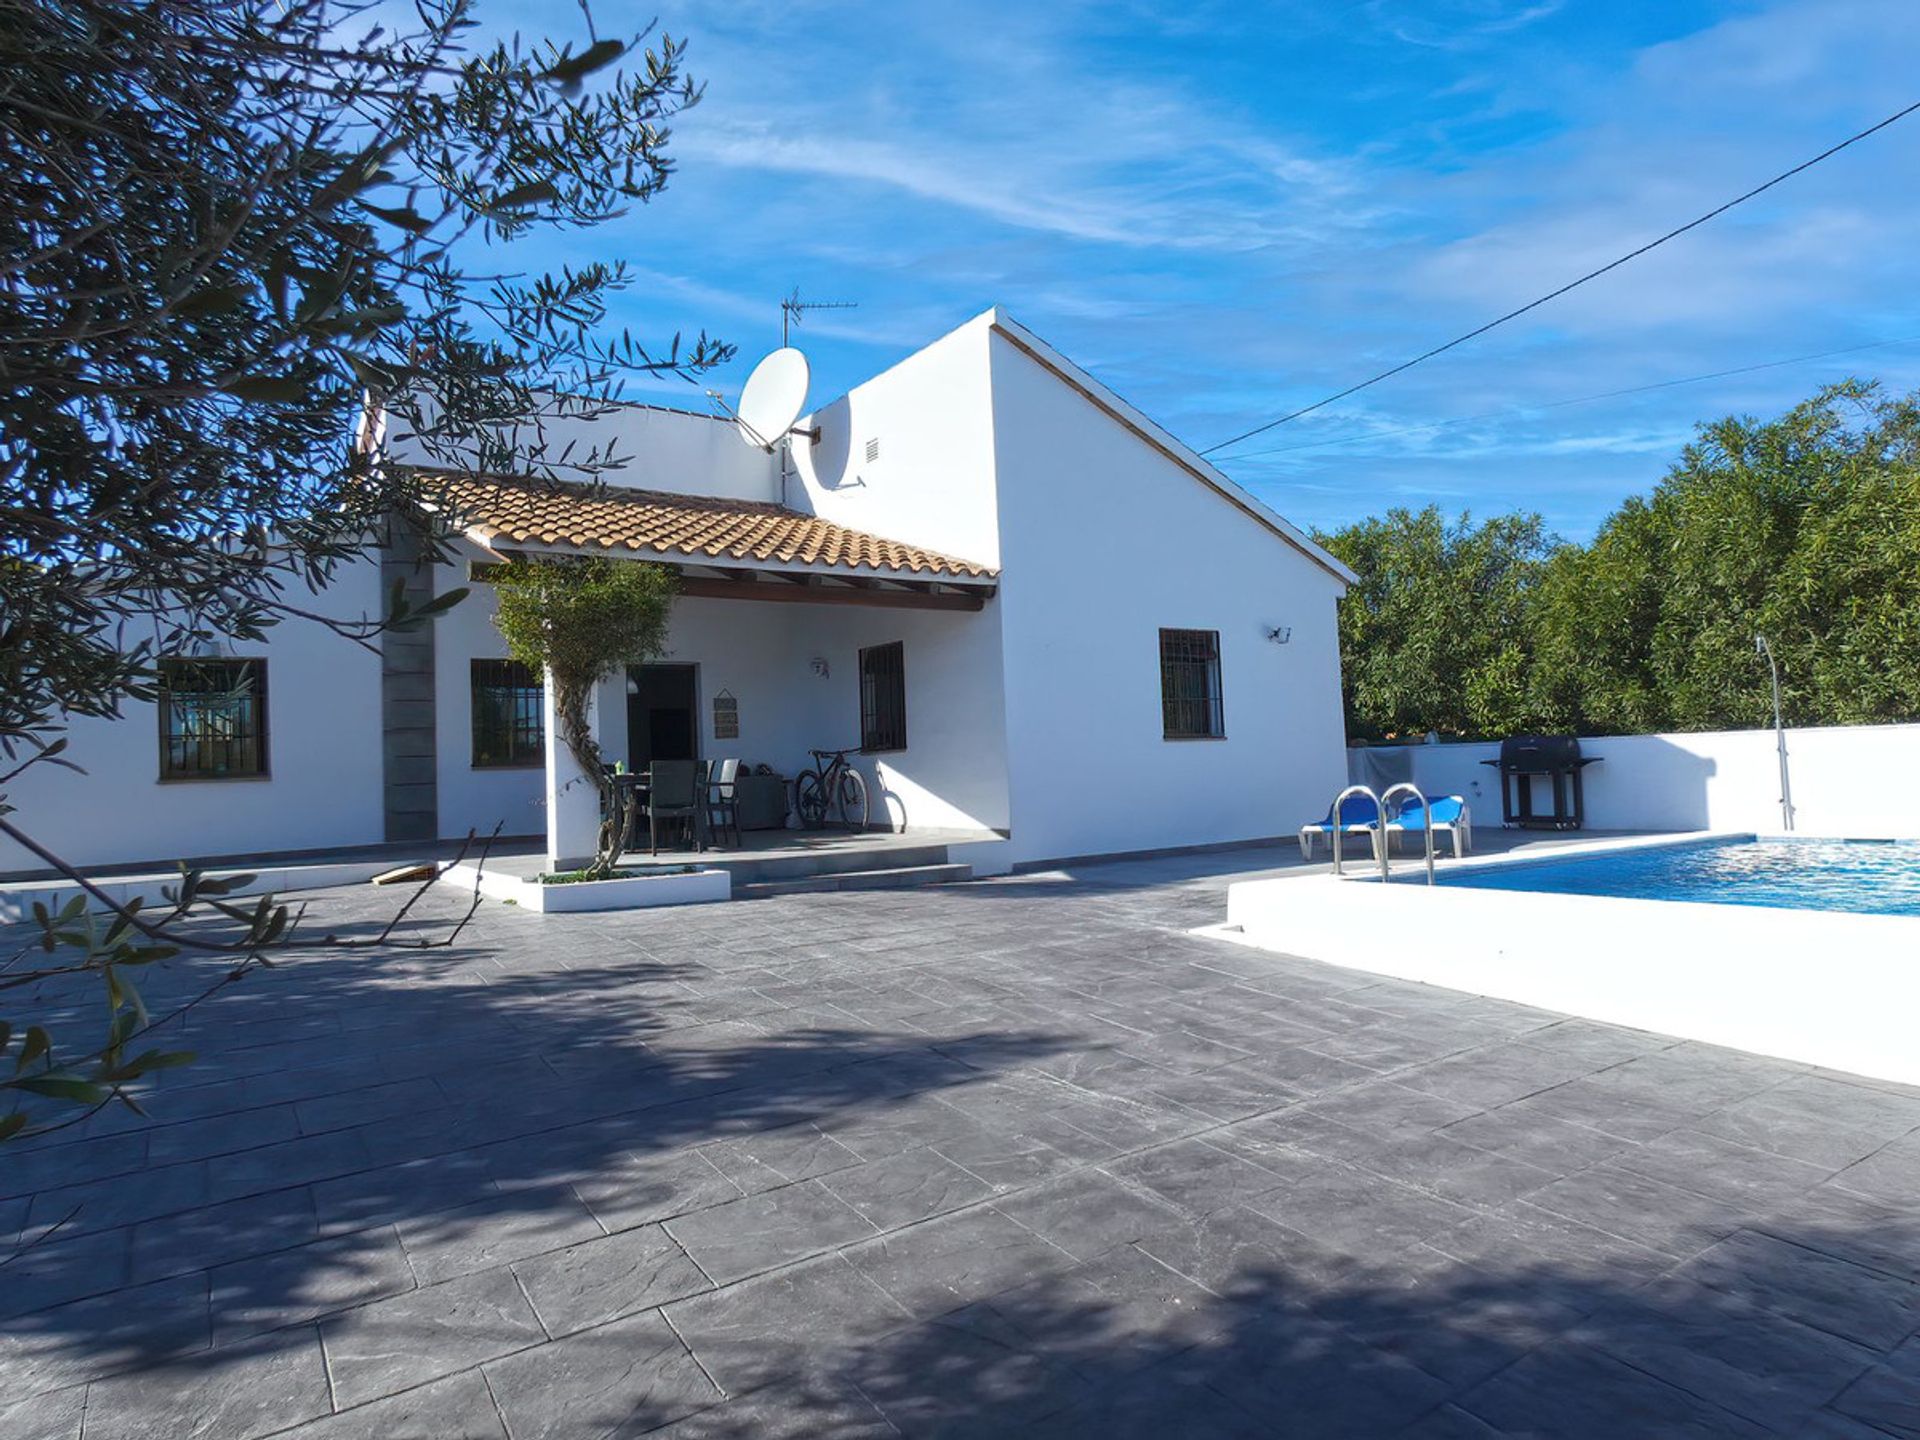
[795,769,828,829]
[837,767,869,831]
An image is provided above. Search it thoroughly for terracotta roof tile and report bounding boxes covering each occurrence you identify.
[430,474,996,581]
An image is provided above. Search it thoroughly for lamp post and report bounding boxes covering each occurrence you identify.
[1755,635,1795,832]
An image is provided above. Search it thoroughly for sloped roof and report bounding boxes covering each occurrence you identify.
[432,473,997,580]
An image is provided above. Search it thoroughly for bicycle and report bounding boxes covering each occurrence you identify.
[794,748,870,831]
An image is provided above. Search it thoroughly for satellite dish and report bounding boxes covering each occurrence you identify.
[734,347,810,450]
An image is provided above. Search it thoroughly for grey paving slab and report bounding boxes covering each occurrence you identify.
[640,1368,894,1438]
[274,1371,507,1440]
[1242,1161,1479,1253]
[0,1272,210,1398]
[662,1254,913,1395]
[78,1330,330,1440]
[571,1147,744,1233]
[512,1223,712,1336]
[482,1310,719,1440]
[1672,1229,1920,1351]
[696,1124,864,1194]
[992,1170,1192,1263]
[1522,1160,1749,1259]
[394,1187,604,1286]
[663,1178,875,1284]
[1570,1277,1876,1427]
[844,1204,1076,1318]
[1456,1340,1771,1438]
[0,1387,83,1440]
[319,1267,545,1407]
[820,1146,994,1229]
[208,1225,414,1344]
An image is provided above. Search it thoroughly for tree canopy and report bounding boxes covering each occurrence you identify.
[492,556,678,875]
[1318,381,1920,742]
[0,0,722,1140]
[0,0,728,777]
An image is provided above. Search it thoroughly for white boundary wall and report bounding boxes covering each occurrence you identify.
[1356,723,1920,840]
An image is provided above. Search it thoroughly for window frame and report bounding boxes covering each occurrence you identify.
[858,641,908,754]
[1159,628,1226,741]
[156,657,271,782]
[469,658,546,769]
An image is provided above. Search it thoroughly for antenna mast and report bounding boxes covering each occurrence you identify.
[781,288,857,346]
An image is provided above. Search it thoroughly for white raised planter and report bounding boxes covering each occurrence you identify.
[446,861,730,913]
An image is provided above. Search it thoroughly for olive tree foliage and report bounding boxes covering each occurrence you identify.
[1316,509,1556,742]
[0,0,728,1142]
[491,556,678,877]
[1320,381,1920,741]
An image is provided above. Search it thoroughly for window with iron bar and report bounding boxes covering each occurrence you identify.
[1160,628,1224,739]
[859,641,907,753]
[471,659,544,767]
[158,658,268,780]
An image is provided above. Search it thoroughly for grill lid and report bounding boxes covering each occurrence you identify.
[1497,733,1588,773]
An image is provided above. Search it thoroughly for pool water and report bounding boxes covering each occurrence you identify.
[1437,836,1920,917]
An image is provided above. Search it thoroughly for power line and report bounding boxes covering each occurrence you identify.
[1202,98,1920,457]
[1223,335,1920,462]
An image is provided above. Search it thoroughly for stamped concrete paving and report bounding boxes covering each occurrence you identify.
[7,848,1920,1437]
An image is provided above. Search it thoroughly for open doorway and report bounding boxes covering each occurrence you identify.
[626,663,698,771]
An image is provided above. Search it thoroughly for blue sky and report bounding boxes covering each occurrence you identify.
[499,0,1920,539]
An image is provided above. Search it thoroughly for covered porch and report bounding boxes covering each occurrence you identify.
[436,474,1010,881]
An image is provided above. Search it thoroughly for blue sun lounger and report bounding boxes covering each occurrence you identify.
[1386,794,1472,858]
[1298,793,1384,861]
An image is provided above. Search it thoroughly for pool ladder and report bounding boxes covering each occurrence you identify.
[1328,783,1437,886]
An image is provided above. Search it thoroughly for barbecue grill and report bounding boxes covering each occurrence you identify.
[1481,734,1600,830]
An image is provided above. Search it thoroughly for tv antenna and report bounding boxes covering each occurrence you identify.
[781,288,857,346]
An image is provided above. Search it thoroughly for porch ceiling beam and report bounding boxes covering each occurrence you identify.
[679,575,992,612]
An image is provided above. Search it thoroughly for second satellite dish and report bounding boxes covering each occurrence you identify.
[735,347,810,450]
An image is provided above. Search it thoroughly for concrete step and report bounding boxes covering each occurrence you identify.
[734,862,974,899]
[689,840,955,885]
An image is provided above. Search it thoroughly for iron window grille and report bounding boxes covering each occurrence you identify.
[471,659,544,767]
[859,641,907,752]
[1160,628,1225,739]
[158,658,268,779]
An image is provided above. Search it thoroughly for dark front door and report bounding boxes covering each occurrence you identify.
[627,664,698,772]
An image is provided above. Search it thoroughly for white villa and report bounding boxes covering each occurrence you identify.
[0,308,1356,883]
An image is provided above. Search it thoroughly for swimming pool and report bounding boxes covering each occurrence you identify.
[1433,835,1920,917]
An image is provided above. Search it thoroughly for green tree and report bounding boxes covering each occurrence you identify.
[1316,507,1555,740]
[0,0,725,1140]
[491,557,678,877]
[1535,381,1920,733]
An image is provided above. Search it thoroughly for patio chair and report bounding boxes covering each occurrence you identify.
[645,759,706,855]
[1387,794,1472,859]
[1298,793,1383,862]
[706,758,742,848]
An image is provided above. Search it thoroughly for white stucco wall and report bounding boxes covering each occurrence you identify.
[984,326,1350,865]
[1355,723,1920,839]
[0,560,387,873]
[433,556,1011,841]
[382,395,780,503]
[787,313,1002,571]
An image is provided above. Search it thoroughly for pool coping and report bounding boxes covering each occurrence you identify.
[1207,828,1920,1087]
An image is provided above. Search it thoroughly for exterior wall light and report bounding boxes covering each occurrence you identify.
[808,657,830,679]
[1264,626,1292,645]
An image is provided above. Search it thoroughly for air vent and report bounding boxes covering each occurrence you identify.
[864,437,880,464]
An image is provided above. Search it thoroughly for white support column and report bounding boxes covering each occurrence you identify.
[543,673,602,872]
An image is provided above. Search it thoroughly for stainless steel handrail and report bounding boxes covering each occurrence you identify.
[1327,784,1387,881]
[1380,783,1437,886]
